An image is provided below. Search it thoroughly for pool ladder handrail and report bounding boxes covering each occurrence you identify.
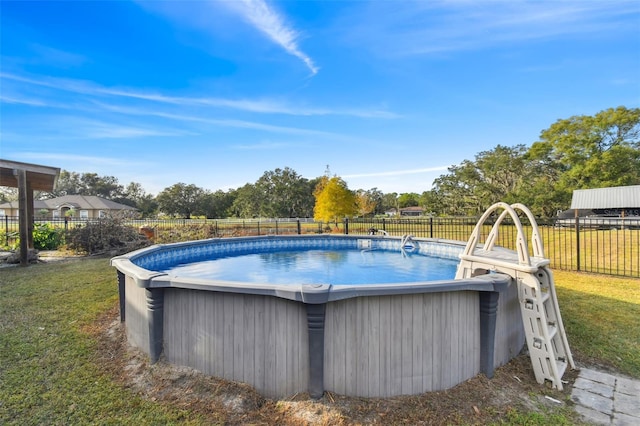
[456,202,574,390]
[368,228,389,236]
[460,202,546,271]
[400,234,417,255]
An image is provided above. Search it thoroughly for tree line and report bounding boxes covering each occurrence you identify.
[3,106,638,219]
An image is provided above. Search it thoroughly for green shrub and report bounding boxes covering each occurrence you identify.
[0,230,19,251]
[33,223,65,250]
[0,224,65,251]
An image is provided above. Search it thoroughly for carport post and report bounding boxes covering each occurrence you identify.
[26,179,34,249]
[15,169,29,266]
[574,209,580,271]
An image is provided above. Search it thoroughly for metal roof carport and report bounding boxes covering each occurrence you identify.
[570,185,640,213]
[0,159,60,266]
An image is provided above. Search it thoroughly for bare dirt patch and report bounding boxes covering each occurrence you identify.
[89,306,581,425]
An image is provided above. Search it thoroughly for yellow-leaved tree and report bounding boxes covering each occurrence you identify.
[313,176,357,227]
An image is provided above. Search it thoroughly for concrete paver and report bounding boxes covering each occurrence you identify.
[614,393,640,418]
[575,405,612,425]
[572,388,614,413]
[613,412,640,426]
[574,377,615,398]
[571,368,640,425]
[579,369,617,386]
[617,377,640,396]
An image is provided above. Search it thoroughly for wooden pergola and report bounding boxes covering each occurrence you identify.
[0,159,60,266]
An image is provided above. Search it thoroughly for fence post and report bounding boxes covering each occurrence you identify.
[382,218,386,233]
[429,216,434,238]
[344,218,349,235]
[297,219,301,235]
[574,214,581,271]
[257,220,261,236]
[275,220,279,235]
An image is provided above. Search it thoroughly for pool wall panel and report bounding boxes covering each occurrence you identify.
[124,276,150,353]
[323,291,481,398]
[162,289,309,398]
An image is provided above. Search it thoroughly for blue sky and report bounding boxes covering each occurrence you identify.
[1,1,639,195]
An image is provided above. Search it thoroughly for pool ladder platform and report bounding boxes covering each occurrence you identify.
[455,202,575,390]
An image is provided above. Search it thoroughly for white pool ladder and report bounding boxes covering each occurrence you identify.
[455,202,574,390]
[400,234,418,255]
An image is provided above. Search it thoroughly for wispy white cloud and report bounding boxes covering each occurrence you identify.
[225,0,318,75]
[347,1,640,56]
[5,111,192,141]
[136,0,318,75]
[81,124,192,139]
[14,152,151,168]
[0,94,48,107]
[343,166,449,179]
[100,87,398,117]
[0,72,106,98]
[95,102,344,137]
[0,72,396,118]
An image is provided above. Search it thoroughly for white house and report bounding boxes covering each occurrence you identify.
[0,195,137,219]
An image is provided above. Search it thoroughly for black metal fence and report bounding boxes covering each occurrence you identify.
[346,217,639,278]
[2,215,638,277]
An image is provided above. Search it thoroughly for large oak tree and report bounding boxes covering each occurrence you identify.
[156,183,206,219]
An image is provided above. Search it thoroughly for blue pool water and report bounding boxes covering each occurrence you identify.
[164,249,458,285]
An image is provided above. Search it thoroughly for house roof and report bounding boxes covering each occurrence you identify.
[0,195,136,211]
[569,185,640,210]
[0,159,60,191]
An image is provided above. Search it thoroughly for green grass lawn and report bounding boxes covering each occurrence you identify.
[1,258,638,424]
[0,258,208,425]
[553,269,640,378]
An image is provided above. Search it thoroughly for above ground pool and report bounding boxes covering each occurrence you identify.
[111,235,525,399]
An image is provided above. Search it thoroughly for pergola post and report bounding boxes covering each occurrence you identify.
[26,179,35,250]
[16,169,29,266]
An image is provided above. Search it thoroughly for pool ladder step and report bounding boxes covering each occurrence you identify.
[516,266,574,390]
[456,202,574,390]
